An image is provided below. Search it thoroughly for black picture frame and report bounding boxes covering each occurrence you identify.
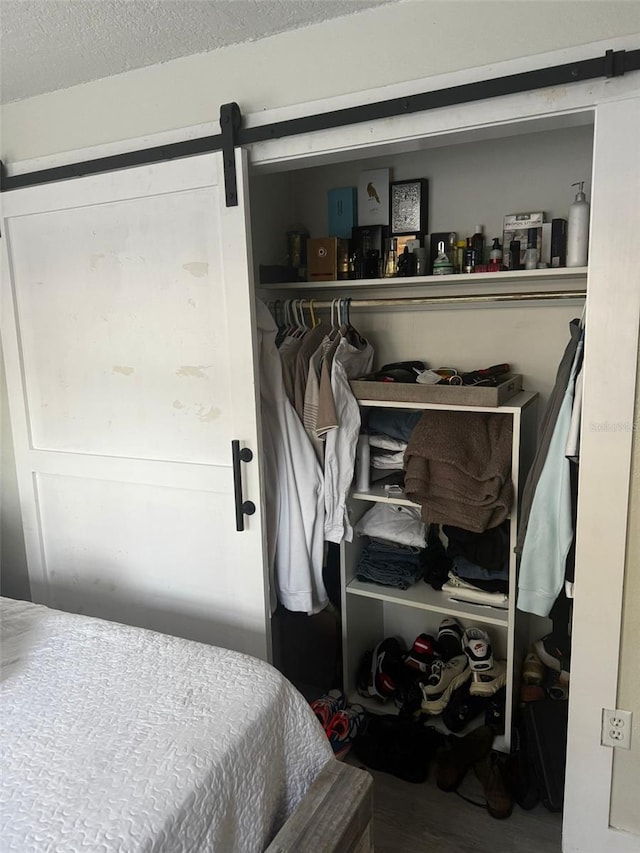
[390,179,429,236]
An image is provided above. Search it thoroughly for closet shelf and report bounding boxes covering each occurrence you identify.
[259,266,588,295]
[351,485,419,507]
[356,389,538,414]
[346,578,509,628]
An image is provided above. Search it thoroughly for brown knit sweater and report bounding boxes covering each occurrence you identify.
[404,410,513,533]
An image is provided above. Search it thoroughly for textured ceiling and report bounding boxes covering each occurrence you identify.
[0,0,391,104]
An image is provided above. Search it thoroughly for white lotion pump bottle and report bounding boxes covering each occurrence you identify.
[567,181,590,267]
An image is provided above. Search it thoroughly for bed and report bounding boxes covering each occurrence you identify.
[0,597,373,853]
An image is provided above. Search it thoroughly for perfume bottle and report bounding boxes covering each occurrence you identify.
[471,224,485,268]
[433,241,453,275]
[463,237,475,274]
[383,237,398,278]
[489,237,503,272]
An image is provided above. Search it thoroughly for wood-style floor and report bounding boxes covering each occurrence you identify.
[346,755,563,853]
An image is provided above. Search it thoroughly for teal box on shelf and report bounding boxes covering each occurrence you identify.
[328,187,357,239]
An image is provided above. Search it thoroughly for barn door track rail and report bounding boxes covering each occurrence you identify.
[1,47,638,199]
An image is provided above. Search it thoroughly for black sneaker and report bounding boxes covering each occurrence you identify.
[357,637,406,701]
[442,679,491,733]
[534,635,570,683]
[404,633,439,674]
[437,617,464,661]
[485,686,507,734]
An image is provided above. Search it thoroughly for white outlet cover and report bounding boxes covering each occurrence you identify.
[601,708,633,750]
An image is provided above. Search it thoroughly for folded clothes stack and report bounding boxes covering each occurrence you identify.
[356,539,424,590]
[365,409,421,488]
[438,521,510,606]
[404,411,514,533]
[354,503,427,590]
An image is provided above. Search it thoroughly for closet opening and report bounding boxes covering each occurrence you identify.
[251,110,592,838]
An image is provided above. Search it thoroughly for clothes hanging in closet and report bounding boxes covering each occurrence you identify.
[515,318,582,556]
[516,323,584,618]
[323,326,374,544]
[256,299,328,615]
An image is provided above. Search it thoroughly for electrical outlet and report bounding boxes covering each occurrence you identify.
[601,709,633,750]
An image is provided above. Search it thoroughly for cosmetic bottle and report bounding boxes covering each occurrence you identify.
[447,232,457,269]
[433,241,454,275]
[509,240,521,271]
[455,240,466,274]
[567,182,590,267]
[471,225,485,268]
[524,228,538,270]
[489,238,503,272]
[463,237,475,273]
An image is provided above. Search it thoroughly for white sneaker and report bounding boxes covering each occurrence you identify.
[463,627,494,672]
[420,654,470,715]
[469,660,507,697]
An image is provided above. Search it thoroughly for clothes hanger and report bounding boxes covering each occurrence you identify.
[309,299,319,329]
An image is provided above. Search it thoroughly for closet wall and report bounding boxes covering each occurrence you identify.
[252,123,592,406]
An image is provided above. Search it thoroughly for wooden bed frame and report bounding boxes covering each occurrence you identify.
[266,760,374,853]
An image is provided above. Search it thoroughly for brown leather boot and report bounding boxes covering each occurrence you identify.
[474,752,514,819]
[435,724,494,792]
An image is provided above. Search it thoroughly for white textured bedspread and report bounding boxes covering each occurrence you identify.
[0,597,332,852]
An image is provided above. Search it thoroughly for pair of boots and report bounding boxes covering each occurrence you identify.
[434,724,513,819]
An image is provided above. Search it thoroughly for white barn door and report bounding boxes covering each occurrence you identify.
[1,150,271,660]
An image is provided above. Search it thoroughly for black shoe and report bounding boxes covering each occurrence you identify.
[442,679,491,733]
[435,724,494,791]
[357,637,406,701]
[436,617,464,661]
[474,752,514,819]
[353,715,445,784]
[485,686,507,734]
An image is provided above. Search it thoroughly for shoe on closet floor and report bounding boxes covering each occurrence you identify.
[474,752,514,819]
[404,633,439,673]
[484,686,507,734]
[522,649,545,685]
[436,617,464,661]
[442,679,491,733]
[462,627,493,671]
[469,659,507,697]
[435,724,494,792]
[357,637,406,701]
[310,689,347,730]
[395,673,425,719]
[544,668,570,701]
[325,704,366,760]
[421,655,470,715]
[534,635,570,684]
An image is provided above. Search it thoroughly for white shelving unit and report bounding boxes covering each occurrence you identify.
[340,391,538,753]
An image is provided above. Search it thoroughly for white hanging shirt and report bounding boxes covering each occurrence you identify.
[256,300,328,615]
[324,332,374,544]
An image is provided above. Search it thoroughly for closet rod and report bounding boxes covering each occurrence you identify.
[285,290,586,308]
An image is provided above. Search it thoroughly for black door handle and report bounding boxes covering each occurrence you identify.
[231,440,256,531]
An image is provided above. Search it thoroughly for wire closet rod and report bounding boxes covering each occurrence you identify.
[287,289,586,308]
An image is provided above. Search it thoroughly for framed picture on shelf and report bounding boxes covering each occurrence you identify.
[357,169,390,226]
[390,179,429,236]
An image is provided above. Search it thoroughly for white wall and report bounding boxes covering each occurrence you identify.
[2,1,640,162]
[1,0,639,832]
